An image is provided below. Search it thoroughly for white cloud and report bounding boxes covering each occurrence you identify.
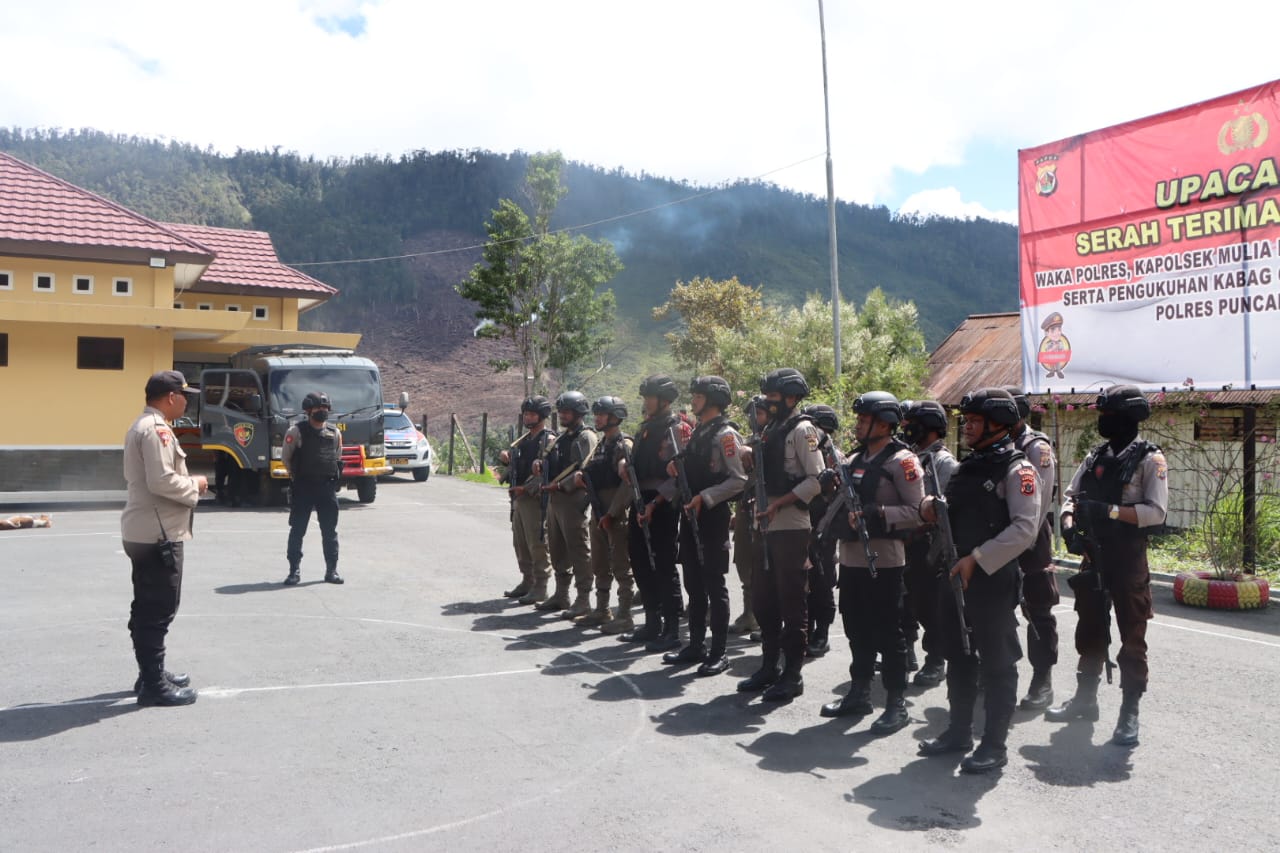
[0,0,1276,210]
[897,188,1016,225]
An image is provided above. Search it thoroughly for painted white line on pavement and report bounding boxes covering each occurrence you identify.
[199,667,542,698]
[0,531,115,541]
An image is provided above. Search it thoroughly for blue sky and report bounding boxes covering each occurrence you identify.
[2,1,1276,227]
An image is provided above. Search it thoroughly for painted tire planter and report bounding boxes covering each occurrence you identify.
[1173,571,1270,610]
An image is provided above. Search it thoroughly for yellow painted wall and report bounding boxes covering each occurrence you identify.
[172,292,287,329]
[0,320,171,446]
[0,255,171,308]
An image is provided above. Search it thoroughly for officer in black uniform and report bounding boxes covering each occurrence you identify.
[918,388,1040,773]
[624,375,690,651]
[282,391,344,585]
[1048,384,1168,747]
[1004,386,1062,711]
[663,376,747,675]
[803,404,841,657]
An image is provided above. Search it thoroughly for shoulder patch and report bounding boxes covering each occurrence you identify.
[1154,452,1168,480]
[899,455,920,481]
[721,433,737,458]
[806,432,819,452]
[1019,466,1037,496]
[156,427,171,447]
[285,433,295,444]
[1039,452,1052,468]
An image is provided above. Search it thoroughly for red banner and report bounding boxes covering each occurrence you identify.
[1019,80,1280,393]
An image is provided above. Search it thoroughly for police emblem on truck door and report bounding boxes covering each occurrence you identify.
[234,423,255,447]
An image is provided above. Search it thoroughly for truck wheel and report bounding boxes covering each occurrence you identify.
[413,467,430,482]
[261,474,289,507]
[356,478,377,503]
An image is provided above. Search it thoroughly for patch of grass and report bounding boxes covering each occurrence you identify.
[453,470,505,487]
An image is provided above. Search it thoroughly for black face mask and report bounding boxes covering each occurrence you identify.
[901,422,924,445]
[1097,412,1137,446]
[765,398,793,423]
[310,410,329,424]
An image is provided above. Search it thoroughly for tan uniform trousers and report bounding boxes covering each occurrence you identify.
[512,496,550,583]
[589,510,633,595]
[547,491,592,593]
[732,504,759,603]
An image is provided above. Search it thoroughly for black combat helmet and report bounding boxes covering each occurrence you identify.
[1002,385,1031,421]
[959,387,1020,426]
[639,374,680,403]
[592,396,628,422]
[804,404,839,434]
[521,395,553,418]
[854,391,902,425]
[1096,384,1151,422]
[760,367,810,399]
[302,391,331,410]
[904,400,948,436]
[690,375,732,409]
[555,390,590,415]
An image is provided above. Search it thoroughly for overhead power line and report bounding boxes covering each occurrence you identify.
[287,153,825,268]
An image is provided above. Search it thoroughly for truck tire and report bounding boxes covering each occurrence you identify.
[261,473,289,507]
[356,478,377,503]
[413,467,430,482]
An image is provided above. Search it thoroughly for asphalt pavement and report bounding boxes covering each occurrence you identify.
[1,476,1278,852]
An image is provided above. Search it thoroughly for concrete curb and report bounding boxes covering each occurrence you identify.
[1053,558,1278,596]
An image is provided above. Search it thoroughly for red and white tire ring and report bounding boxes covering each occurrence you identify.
[1173,571,1271,610]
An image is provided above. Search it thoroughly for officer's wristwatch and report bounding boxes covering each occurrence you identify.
[1108,504,1120,521]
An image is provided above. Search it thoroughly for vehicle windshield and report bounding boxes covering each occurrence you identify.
[384,412,415,430]
[270,368,382,416]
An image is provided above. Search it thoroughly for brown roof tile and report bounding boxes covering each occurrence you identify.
[163,223,336,295]
[0,152,214,257]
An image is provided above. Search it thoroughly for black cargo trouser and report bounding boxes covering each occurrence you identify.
[628,492,681,627]
[679,501,732,649]
[1022,563,1061,672]
[902,538,943,662]
[840,563,909,690]
[288,477,340,569]
[753,529,810,674]
[806,534,837,630]
[124,539,184,675]
[939,562,1022,739]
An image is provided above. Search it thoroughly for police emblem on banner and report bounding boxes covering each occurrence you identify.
[234,422,255,447]
[1034,154,1059,197]
[1218,111,1269,155]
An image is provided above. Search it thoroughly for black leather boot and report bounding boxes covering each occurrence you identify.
[737,659,781,692]
[806,620,831,657]
[918,727,974,756]
[697,646,730,677]
[1045,672,1100,722]
[869,692,910,735]
[283,562,301,585]
[1019,669,1054,711]
[821,678,872,718]
[133,670,190,695]
[324,564,344,584]
[663,643,706,665]
[913,656,946,687]
[960,741,1008,773]
[645,619,681,653]
[762,670,804,702]
[621,610,660,643]
[1111,688,1142,747]
[136,665,197,707]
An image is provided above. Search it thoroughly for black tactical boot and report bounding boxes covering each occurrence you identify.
[662,643,706,665]
[1019,669,1054,711]
[621,610,660,644]
[133,670,191,695]
[645,619,682,653]
[283,563,301,586]
[136,666,197,707]
[821,678,873,718]
[913,656,946,687]
[697,646,730,677]
[1045,672,1100,722]
[737,660,781,692]
[762,670,804,702]
[960,741,1008,773]
[324,565,344,584]
[869,692,910,735]
[1111,689,1142,747]
[806,620,831,657]
[918,727,974,756]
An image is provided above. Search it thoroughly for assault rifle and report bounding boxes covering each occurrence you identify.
[621,441,658,575]
[747,420,770,573]
[814,441,847,544]
[581,459,606,523]
[1071,502,1117,683]
[924,462,971,657]
[839,458,879,580]
[537,432,555,542]
[668,425,705,566]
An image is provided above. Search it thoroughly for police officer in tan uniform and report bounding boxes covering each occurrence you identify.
[501,397,555,604]
[738,368,824,702]
[1048,384,1168,748]
[573,396,634,631]
[918,388,1040,773]
[1004,386,1062,711]
[282,392,344,585]
[820,392,924,736]
[729,396,769,637]
[534,391,598,616]
[662,376,748,676]
[122,370,207,707]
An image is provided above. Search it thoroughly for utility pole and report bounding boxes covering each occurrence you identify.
[818,0,842,379]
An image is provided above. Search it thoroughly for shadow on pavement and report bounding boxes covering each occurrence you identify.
[653,691,768,738]
[1019,719,1134,786]
[586,667,690,703]
[215,581,323,594]
[846,750,996,833]
[0,692,137,741]
[740,718,873,776]
[538,645,652,676]
[440,599,512,616]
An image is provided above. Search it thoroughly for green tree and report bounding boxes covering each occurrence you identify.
[651,275,765,371]
[457,152,621,396]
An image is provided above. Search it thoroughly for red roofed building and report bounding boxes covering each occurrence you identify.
[0,152,360,491]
